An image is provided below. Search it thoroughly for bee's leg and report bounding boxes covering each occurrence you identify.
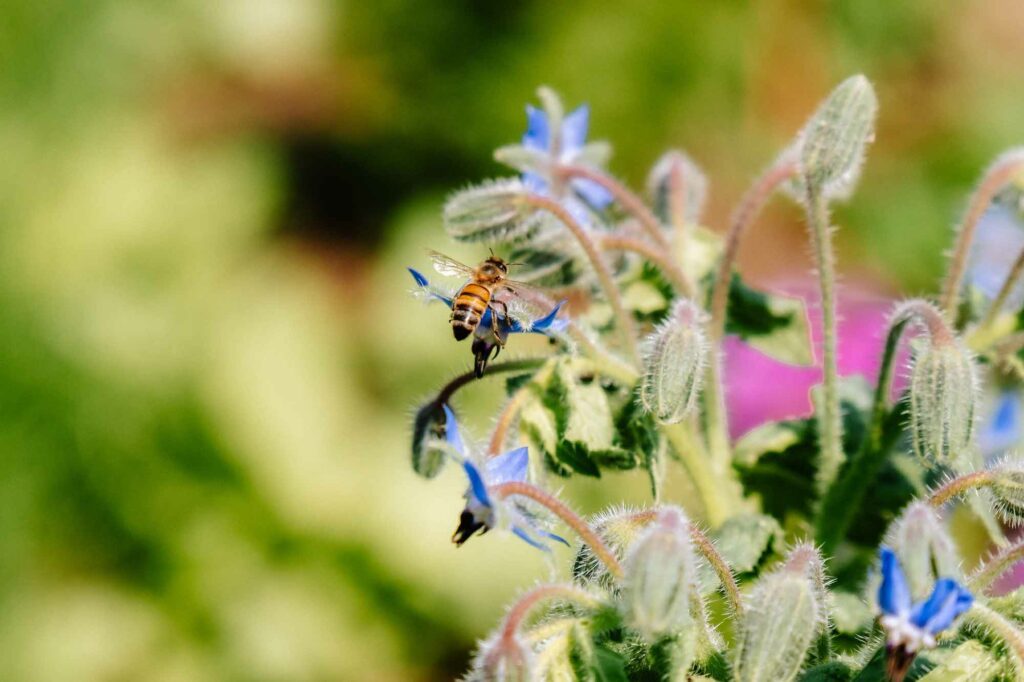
[491,300,511,347]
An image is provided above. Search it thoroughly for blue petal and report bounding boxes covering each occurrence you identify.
[522,171,548,194]
[878,547,912,616]
[527,300,565,333]
[442,404,465,456]
[462,459,491,509]
[486,446,529,485]
[561,105,590,152]
[542,530,570,546]
[911,578,973,634]
[408,268,454,307]
[512,525,552,552]
[980,391,1022,457]
[572,177,614,210]
[969,204,1024,301]
[523,106,550,151]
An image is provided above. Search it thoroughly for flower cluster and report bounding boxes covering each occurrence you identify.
[407,79,1024,680]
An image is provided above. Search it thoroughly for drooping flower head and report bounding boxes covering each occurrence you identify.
[442,405,567,551]
[877,547,973,679]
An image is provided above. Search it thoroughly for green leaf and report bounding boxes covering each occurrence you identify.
[712,513,783,575]
[590,646,630,682]
[555,440,602,477]
[724,274,814,366]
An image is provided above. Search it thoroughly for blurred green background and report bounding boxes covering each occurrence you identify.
[2,1,1023,679]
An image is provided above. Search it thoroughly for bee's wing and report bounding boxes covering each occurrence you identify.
[498,278,546,298]
[428,250,476,278]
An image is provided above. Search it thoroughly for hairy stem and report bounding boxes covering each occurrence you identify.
[805,186,844,491]
[525,193,640,362]
[559,164,670,252]
[598,233,694,298]
[661,422,742,527]
[816,318,909,551]
[491,481,625,580]
[500,584,599,642]
[434,358,548,406]
[941,152,1024,317]
[928,469,998,507]
[488,389,531,456]
[969,540,1024,593]
[704,159,799,467]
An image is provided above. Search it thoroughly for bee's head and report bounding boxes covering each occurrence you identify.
[480,255,509,279]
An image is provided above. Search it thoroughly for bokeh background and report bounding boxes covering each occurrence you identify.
[2,1,1024,680]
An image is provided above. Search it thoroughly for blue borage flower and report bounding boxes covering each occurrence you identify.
[969,203,1024,309]
[407,267,567,336]
[521,103,614,210]
[979,390,1023,461]
[877,547,973,653]
[441,405,569,551]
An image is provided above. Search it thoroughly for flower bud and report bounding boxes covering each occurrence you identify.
[469,633,534,682]
[882,502,962,600]
[639,300,708,424]
[410,402,448,478]
[990,459,1024,526]
[908,336,978,466]
[799,74,877,200]
[443,179,545,244]
[621,507,697,641]
[733,545,826,682]
[573,507,652,588]
[646,150,708,226]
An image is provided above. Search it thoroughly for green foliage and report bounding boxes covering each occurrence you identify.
[724,274,815,366]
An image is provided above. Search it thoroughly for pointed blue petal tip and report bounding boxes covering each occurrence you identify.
[409,267,429,287]
[878,547,912,617]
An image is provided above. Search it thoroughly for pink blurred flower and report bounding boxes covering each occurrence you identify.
[723,282,902,438]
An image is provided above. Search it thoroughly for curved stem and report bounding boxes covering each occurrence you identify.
[805,186,844,491]
[598,233,694,298]
[559,164,670,252]
[432,358,547,406]
[488,389,530,456]
[969,540,1024,593]
[704,159,798,466]
[978,244,1024,333]
[941,151,1024,317]
[491,481,625,580]
[524,194,640,362]
[928,469,998,507]
[501,584,599,642]
[964,603,1024,676]
[892,299,956,347]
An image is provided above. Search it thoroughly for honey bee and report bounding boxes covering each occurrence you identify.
[428,250,537,374]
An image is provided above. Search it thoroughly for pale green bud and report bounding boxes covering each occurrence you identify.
[646,150,708,226]
[573,506,655,589]
[410,403,447,479]
[799,74,877,200]
[443,179,544,244]
[493,144,551,175]
[908,336,978,466]
[733,544,827,682]
[990,459,1024,526]
[883,502,962,600]
[639,300,708,424]
[621,507,697,641]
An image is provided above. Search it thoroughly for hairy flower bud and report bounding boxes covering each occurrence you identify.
[646,150,708,226]
[733,545,826,682]
[990,459,1024,526]
[883,502,962,600]
[908,335,978,466]
[469,633,534,682]
[411,402,448,478]
[639,300,708,424]
[799,74,877,200]
[443,179,545,244]
[621,507,697,641]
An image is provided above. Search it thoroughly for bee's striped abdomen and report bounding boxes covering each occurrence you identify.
[451,282,491,341]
